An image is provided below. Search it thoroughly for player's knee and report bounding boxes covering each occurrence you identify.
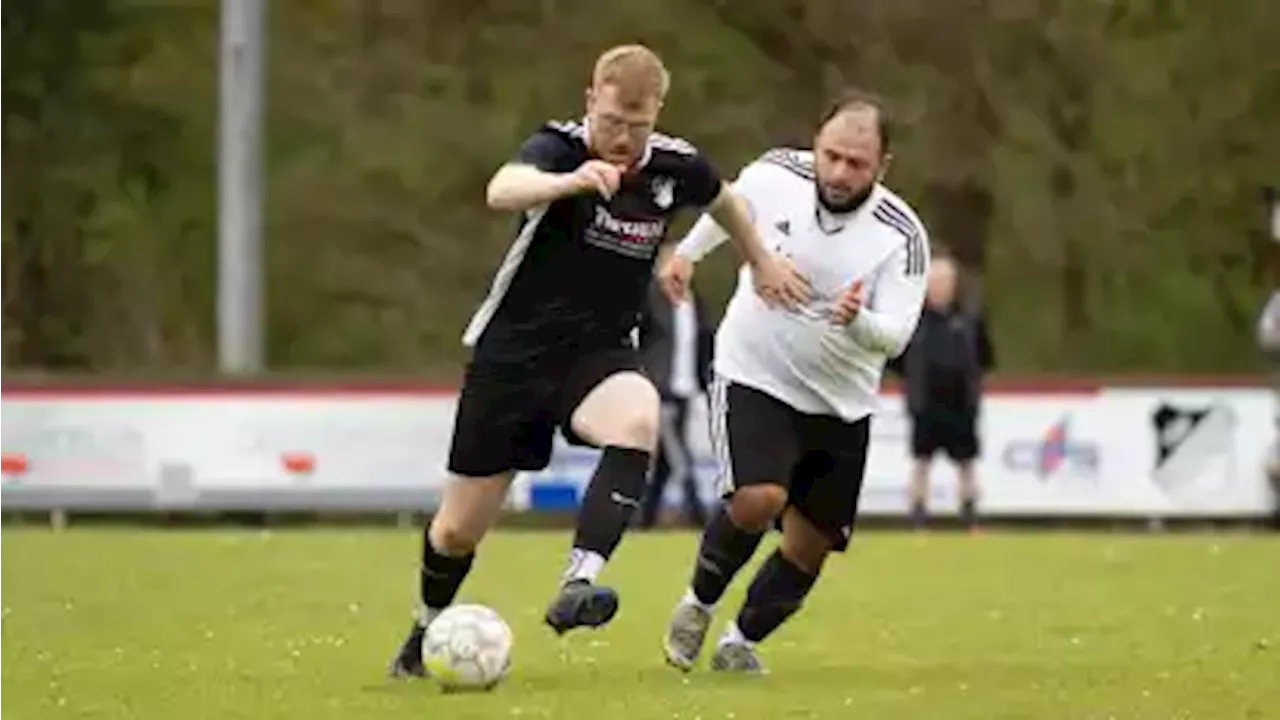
[727,485,788,531]
[599,400,660,450]
[616,402,660,450]
[573,373,660,451]
[779,509,833,574]
[779,528,831,574]
[429,517,482,555]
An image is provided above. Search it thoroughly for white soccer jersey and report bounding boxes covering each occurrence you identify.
[674,148,930,422]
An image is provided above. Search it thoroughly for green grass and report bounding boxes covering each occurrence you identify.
[3,527,1279,719]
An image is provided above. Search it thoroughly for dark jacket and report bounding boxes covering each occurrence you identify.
[889,304,995,416]
[638,280,714,399]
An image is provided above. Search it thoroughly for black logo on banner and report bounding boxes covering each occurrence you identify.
[1151,402,1236,489]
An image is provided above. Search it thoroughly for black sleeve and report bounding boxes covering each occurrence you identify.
[513,129,579,173]
[976,313,996,373]
[678,152,724,209]
[695,293,716,391]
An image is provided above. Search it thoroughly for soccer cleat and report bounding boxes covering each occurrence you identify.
[543,579,619,635]
[662,601,712,671]
[710,641,766,674]
[387,622,427,678]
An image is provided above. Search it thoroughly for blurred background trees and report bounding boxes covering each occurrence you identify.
[5,0,1278,379]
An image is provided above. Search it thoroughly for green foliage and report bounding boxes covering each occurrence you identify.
[4,0,1277,378]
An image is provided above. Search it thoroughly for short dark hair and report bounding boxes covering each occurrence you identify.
[819,88,893,154]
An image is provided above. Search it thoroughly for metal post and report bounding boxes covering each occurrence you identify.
[217,0,266,374]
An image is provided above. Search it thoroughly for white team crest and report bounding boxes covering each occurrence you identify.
[651,176,675,209]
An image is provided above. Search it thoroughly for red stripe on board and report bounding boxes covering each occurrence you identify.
[0,384,458,399]
[0,374,1266,399]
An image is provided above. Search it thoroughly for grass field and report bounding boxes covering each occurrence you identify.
[3,527,1278,719]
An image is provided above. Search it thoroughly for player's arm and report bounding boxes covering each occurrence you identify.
[665,156,808,306]
[976,312,996,372]
[672,162,766,263]
[844,237,930,358]
[485,130,618,212]
[702,188,771,266]
[485,165,582,212]
[1259,291,1280,355]
[672,206,733,263]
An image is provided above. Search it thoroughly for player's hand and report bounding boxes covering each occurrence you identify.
[751,254,812,310]
[831,280,866,325]
[568,159,625,200]
[659,253,695,303]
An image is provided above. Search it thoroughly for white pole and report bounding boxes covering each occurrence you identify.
[216,0,266,374]
[1268,188,1279,244]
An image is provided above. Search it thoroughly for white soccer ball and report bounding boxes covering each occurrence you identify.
[421,604,513,692]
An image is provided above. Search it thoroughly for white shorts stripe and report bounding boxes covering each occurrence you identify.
[708,374,734,496]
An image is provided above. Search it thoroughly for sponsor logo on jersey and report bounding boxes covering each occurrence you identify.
[585,206,667,259]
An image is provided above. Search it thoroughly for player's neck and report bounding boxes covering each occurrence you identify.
[813,185,875,234]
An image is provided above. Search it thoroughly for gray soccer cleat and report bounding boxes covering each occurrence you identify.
[662,601,712,671]
[710,641,766,674]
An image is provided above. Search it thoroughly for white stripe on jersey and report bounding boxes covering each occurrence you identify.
[462,206,549,346]
[648,132,699,156]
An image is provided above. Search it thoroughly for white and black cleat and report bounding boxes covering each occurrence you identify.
[662,602,712,671]
[710,641,766,674]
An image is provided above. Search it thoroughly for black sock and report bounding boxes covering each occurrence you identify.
[960,498,978,527]
[736,549,817,643]
[571,446,652,559]
[420,530,473,618]
[690,504,764,605]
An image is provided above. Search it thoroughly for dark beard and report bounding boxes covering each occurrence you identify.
[816,183,874,214]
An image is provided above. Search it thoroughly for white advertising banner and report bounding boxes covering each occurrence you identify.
[2,385,1275,517]
[1,392,458,510]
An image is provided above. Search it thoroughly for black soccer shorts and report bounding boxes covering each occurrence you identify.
[710,377,871,552]
[446,346,645,478]
[910,408,980,462]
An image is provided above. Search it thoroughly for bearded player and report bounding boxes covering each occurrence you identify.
[659,89,930,673]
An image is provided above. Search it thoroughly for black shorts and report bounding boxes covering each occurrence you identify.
[447,346,644,477]
[710,378,871,552]
[910,408,979,461]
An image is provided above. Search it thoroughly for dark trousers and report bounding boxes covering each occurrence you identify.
[640,397,707,528]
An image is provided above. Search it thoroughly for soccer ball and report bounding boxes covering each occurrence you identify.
[421,604,513,691]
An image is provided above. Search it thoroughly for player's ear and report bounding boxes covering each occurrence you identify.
[877,153,894,181]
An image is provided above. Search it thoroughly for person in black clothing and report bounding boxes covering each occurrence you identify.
[387,44,809,678]
[637,242,715,528]
[891,255,994,530]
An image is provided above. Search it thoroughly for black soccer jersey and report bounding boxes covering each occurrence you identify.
[462,119,723,365]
